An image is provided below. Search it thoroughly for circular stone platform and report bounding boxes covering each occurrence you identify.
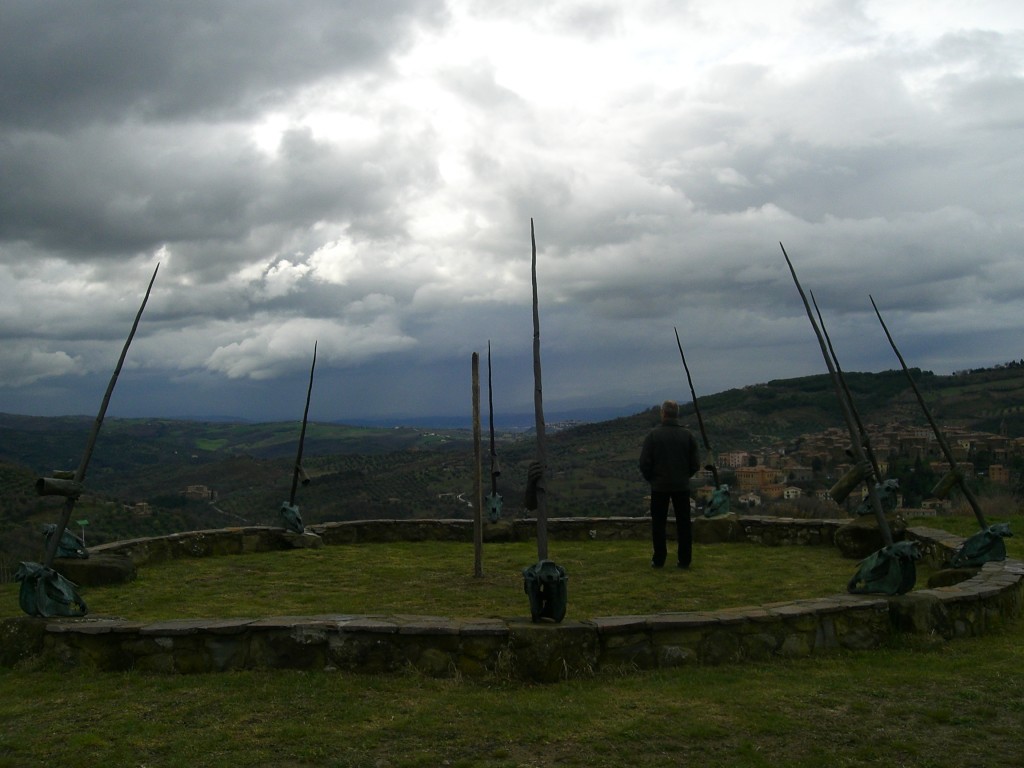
[2,516,1021,682]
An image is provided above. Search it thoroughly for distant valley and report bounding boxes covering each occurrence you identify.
[2,364,1023,576]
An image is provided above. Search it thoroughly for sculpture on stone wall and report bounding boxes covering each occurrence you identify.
[704,484,731,518]
[951,523,1013,568]
[15,561,88,617]
[854,479,900,517]
[42,523,88,559]
[847,540,921,595]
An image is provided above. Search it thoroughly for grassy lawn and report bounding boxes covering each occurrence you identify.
[0,533,965,623]
[2,514,1022,767]
[0,540,904,623]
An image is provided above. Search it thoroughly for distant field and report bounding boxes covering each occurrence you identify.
[193,438,228,451]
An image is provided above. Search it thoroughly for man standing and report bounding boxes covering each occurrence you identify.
[639,400,701,569]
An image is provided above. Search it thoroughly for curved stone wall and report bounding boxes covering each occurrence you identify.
[2,516,1021,682]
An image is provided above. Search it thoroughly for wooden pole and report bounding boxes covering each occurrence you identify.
[811,294,882,481]
[289,341,318,506]
[472,352,484,576]
[870,296,988,529]
[487,341,500,507]
[43,263,159,569]
[674,327,720,488]
[531,218,549,561]
[780,243,894,547]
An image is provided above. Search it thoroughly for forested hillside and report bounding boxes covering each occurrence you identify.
[3,365,1023,574]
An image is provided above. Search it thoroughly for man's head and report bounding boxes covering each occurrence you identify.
[661,400,679,421]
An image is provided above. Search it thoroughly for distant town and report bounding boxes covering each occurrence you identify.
[696,419,1023,513]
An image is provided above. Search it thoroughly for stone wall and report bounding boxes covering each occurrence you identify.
[2,516,1021,682]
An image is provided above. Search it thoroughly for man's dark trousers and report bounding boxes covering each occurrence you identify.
[651,490,692,568]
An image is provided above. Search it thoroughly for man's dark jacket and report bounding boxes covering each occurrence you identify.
[639,419,701,492]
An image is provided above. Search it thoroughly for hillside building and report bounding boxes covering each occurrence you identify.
[184,485,217,501]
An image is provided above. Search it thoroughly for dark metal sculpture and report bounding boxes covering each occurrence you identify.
[22,263,159,617]
[15,562,87,617]
[280,341,317,534]
[522,559,568,622]
[853,478,901,518]
[780,244,918,594]
[42,523,88,560]
[950,522,1013,568]
[847,540,920,596]
[871,296,1010,566]
[705,484,731,518]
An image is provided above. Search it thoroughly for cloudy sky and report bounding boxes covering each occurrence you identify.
[1,1,1022,424]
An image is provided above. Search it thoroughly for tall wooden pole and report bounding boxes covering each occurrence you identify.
[780,243,894,547]
[487,341,502,521]
[871,296,989,530]
[43,263,159,569]
[472,352,483,576]
[674,327,720,488]
[289,341,317,507]
[811,295,882,482]
[531,218,549,561]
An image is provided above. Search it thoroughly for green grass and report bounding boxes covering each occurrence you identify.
[0,540,942,622]
[2,516,1023,767]
[2,629,1023,767]
[193,437,228,451]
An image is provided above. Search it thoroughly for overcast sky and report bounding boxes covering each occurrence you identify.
[1,1,1022,424]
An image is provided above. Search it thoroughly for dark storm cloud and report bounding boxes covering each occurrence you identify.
[0,0,448,128]
[0,1,1021,422]
[0,116,440,264]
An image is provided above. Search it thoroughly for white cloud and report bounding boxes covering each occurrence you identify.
[0,345,81,387]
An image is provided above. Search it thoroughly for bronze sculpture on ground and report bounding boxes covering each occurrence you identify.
[19,264,159,617]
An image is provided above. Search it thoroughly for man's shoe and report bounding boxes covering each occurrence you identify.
[651,560,664,569]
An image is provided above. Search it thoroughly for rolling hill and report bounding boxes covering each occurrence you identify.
[2,363,1023,571]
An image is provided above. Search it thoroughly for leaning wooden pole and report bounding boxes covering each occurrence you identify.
[472,351,484,577]
[289,341,318,507]
[674,327,720,488]
[870,296,988,530]
[487,341,502,520]
[43,263,159,569]
[780,243,894,547]
[811,293,882,482]
[531,218,549,561]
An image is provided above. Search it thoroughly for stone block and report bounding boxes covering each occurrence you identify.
[693,514,742,544]
[508,620,599,682]
[328,631,400,673]
[835,514,907,559]
[0,617,47,667]
[927,568,980,588]
[54,553,137,586]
